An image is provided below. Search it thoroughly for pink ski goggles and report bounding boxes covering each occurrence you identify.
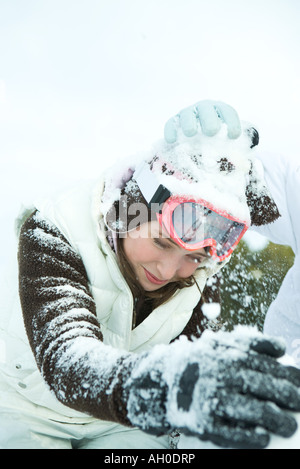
[134,161,249,261]
[156,195,249,261]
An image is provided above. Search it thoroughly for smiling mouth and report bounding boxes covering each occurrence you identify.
[143,268,168,286]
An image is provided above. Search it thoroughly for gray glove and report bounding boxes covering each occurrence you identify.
[126,327,300,449]
[164,100,242,143]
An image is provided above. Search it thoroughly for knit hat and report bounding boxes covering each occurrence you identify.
[101,122,280,237]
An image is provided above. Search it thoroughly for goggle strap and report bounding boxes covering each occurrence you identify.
[134,162,171,207]
[150,185,171,208]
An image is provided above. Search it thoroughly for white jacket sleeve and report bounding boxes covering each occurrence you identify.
[252,152,300,366]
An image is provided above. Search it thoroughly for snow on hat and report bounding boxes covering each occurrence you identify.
[102,122,280,234]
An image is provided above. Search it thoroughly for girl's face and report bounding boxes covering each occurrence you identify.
[122,221,210,292]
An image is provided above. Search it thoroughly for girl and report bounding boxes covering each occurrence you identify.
[0,100,300,449]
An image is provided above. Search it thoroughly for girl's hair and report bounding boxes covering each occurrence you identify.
[116,235,197,311]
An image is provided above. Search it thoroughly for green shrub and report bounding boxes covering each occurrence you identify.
[220,241,295,331]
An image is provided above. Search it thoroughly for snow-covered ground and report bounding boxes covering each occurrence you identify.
[1,0,300,450]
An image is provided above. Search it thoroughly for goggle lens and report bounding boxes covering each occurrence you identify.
[161,201,247,260]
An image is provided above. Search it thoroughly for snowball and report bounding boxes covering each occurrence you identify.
[243,231,269,252]
[201,302,221,320]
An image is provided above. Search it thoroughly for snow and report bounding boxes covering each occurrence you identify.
[178,402,300,450]
[244,230,269,252]
[0,1,299,450]
[126,326,300,450]
[178,351,300,449]
[178,413,300,449]
[202,302,221,320]
[100,122,255,225]
[2,144,299,449]
[2,141,299,451]
[150,123,254,222]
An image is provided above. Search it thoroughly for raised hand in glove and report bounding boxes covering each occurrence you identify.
[164,100,241,143]
[126,326,300,449]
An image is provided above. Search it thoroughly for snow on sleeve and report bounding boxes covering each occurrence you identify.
[18,211,138,425]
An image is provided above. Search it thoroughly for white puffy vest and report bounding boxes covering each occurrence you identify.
[35,179,211,352]
[0,179,219,424]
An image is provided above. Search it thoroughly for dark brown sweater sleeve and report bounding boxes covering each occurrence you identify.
[18,210,136,426]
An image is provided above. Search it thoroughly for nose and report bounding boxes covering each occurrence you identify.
[156,254,182,281]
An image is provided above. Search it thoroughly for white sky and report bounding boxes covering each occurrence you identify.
[0,0,299,265]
